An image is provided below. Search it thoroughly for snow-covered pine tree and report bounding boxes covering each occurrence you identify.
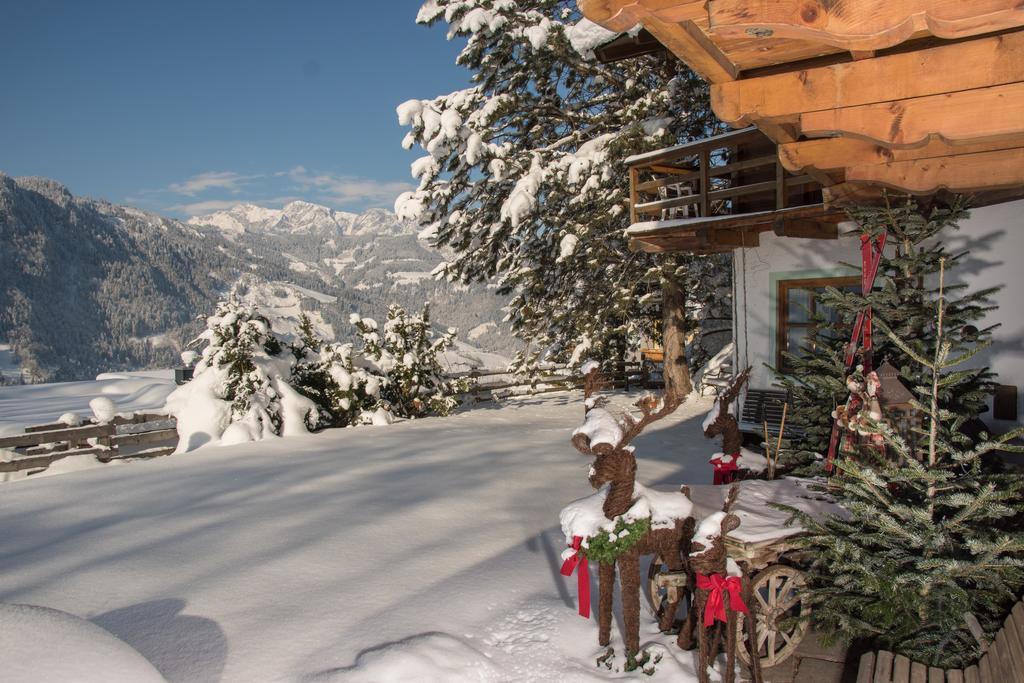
[203,299,286,432]
[775,199,1000,473]
[783,258,1024,668]
[352,304,466,418]
[175,298,320,442]
[290,313,387,427]
[396,0,729,386]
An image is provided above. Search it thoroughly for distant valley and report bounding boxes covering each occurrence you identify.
[0,174,514,382]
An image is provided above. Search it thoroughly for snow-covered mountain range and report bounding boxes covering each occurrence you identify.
[0,175,513,382]
[188,202,412,238]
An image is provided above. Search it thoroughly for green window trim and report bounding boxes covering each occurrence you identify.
[768,267,859,372]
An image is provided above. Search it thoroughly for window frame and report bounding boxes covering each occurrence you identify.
[776,276,860,371]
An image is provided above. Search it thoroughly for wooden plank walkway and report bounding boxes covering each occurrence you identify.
[741,630,850,682]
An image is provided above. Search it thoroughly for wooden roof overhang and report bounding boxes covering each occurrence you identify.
[593,28,668,62]
[579,0,1024,206]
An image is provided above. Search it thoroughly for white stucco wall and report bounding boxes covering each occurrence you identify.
[733,199,1024,430]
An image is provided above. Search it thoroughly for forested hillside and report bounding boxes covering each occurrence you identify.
[0,175,512,382]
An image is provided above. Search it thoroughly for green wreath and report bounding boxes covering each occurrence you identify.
[583,517,651,564]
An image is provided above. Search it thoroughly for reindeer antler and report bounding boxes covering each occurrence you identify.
[572,367,685,455]
[716,366,752,420]
[722,483,740,513]
[581,366,608,402]
[618,392,682,448]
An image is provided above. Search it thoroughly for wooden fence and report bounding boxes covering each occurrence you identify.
[449,362,656,403]
[857,598,1024,683]
[0,413,178,475]
[0,363,659,476]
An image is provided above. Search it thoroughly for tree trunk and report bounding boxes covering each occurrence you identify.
[662,269,693,401]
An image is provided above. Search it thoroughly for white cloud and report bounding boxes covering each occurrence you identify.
[167,171,259,196]
[283,166,414,206]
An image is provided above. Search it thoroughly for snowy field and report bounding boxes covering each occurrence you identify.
[0,390,763,682]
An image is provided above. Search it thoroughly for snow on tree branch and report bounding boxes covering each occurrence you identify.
[399,0,730,371]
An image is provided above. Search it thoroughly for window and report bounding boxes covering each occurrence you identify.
[776,276,860,371]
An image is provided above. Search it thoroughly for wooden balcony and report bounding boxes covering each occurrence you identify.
[625,127,843,254]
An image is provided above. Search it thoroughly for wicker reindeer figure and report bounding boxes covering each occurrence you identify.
[683,485,754,683]
[569,367,696,666]
[704,368,751,485]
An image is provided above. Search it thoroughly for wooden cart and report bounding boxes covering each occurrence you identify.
[646,534,810,668]
[645,479,836,668]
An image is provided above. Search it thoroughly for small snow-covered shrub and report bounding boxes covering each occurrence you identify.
[166,297,470,450]
[203,300,295,433]
[290,315,388,427]
[352,304,467,418]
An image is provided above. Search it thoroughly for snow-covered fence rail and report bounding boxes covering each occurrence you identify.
[448,363,652,403]
[0,413,177,474]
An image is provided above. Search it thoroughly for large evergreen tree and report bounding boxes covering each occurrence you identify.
[396,0,729,382]
[776,200,999,474]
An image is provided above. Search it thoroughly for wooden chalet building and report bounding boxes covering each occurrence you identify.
[579,0,1024,436]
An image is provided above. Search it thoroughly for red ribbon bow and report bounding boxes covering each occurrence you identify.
[696,573,748,626]
[560,536,590,618]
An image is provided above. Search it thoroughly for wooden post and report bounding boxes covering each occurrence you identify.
[699,150,710,217]
[617,334,629,392]
[629,166,640,224]
[775,159,786,210]
[662,266,693,402]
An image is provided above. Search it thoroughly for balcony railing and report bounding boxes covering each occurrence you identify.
[624,127,839,253]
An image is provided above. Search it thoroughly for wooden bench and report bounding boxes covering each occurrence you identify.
[738,388,804,438]
[857,599,1024,682]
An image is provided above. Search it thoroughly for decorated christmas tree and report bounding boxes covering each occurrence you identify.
[775,199,1000,474]
[783,257,1024,667]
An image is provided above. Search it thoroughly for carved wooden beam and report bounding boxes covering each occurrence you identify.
[845,147,1024,194]
[707,0,1024,52]
[711,30,1024,126]
[800,82,1024,147]
[578,0,706,32]
[643,16,739,82]
[821,182,887,206]
[778,136,1024,173]
[579,1,737,81]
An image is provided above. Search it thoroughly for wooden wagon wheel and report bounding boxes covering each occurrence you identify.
[736,564,810,668]
[645,554,690,624]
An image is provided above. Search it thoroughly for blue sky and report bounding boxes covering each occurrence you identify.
[0,1,468,217]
